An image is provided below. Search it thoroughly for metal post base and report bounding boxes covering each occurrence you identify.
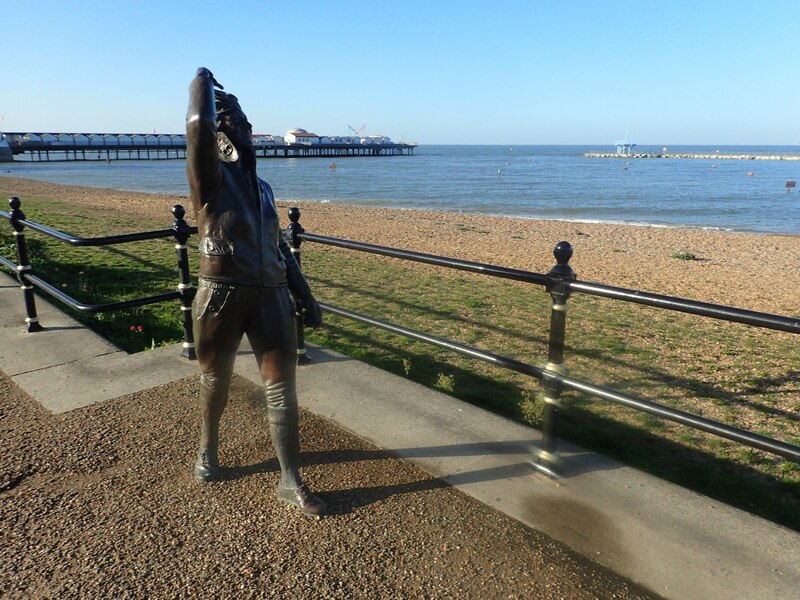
[297,348,310,366]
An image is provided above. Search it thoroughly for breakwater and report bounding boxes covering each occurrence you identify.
[584,152,800,160]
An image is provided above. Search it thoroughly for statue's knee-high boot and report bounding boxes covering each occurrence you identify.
[195,373,229,481]
[266,380,326,517]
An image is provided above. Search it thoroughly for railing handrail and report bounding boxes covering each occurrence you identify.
[300,232,549,285]
[301,232,799,335]
[0,208,198,246]
[569,280,800,333]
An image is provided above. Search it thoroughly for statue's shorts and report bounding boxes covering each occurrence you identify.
[192,278,297,385]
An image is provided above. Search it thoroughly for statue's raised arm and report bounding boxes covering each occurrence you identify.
[186,67,223,208]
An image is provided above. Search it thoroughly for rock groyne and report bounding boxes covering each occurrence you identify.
[584,152,800,160]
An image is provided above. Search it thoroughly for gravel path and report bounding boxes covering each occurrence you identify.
[1,372,656,599]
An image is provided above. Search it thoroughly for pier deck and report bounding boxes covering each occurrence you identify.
[1,131,416,162]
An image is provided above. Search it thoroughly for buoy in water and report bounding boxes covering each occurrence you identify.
[711,164,717,168]
[747,171,754,177]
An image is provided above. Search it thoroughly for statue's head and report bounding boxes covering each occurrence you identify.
[215,90,252,149]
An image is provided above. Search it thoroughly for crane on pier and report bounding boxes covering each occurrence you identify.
[348,124,366,138]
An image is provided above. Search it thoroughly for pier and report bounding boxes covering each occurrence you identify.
[585,151,800,160]
[1,131,417,162]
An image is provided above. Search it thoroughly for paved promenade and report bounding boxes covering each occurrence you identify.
[1,271,798,599]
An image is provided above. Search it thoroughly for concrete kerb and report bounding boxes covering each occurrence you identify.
[1,271,799,599]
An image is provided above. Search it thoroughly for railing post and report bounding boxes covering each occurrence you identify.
[8,197,43,332]
[172,205,196,360]
[284,207,310,366]
[537,240,576,476]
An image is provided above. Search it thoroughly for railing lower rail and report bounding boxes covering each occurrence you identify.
[321,302,800,463]
[24,273,182,314]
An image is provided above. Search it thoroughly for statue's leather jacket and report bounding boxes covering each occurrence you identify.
[185,71,310,297]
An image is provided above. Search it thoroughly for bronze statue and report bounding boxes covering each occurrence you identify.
[186,67,325,517]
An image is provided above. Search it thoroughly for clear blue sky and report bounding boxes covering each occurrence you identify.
[3,1,799,145]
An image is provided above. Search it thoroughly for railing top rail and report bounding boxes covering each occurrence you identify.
[1,208,199,246]
[569,281,800,334]
[299,232,549,285]
[299,231,799,335]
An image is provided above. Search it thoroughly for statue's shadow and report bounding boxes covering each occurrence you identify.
[215,459,279,482]
[215,448,448,516]
[308,448,452,515]
[214,441,619,516]
[323,479,448,516]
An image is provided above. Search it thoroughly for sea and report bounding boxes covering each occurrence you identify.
[3,144,800,235]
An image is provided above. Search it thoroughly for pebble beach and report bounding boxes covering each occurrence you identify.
[2,175,798,315]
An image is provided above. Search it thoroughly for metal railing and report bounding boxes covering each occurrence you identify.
[3,197,798,474]
[1,197,198,359]
[282,208,800,475]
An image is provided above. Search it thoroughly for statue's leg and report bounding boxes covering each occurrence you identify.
[248,287,326,517]
[194,371,231,481]
[264,378,301,489]
[193,283,243,481]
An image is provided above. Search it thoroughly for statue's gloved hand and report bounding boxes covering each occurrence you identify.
[299,294,323,328]
[195,67,224,90]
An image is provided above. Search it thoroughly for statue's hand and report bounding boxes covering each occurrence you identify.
[195,67,224,90]
[300,294,323,328]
